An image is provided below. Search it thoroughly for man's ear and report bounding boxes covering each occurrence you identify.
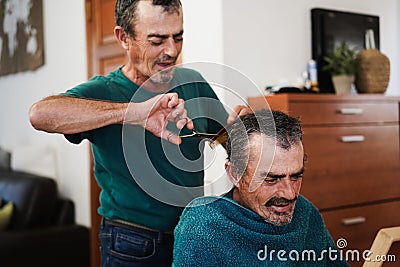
[114,26,130,50]
[225,162,241,186]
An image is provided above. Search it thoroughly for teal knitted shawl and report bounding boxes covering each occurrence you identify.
[173,195,349,266]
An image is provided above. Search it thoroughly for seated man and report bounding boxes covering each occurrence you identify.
[173,109,349,266]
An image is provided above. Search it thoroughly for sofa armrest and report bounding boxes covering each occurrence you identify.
[53,198,75,225]
[0,170,58,230]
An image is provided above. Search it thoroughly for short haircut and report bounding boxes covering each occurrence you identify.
[115,0,182,39]
[224,109,303,175]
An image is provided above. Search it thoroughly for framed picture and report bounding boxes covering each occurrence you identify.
[0,0,44,77]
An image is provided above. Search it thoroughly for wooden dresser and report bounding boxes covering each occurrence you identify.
[248,94,400,266]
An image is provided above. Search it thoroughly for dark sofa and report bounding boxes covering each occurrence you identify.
[0,170,90,267]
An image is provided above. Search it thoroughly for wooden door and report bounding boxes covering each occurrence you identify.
[85,0,125,266]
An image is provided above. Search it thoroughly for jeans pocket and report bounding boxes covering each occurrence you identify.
[109,230,156,261]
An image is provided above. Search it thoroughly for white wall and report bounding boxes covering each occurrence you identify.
[182,0,224,64]
[397,0,400,82]
[0,0,398,227]
[0,0,90,226]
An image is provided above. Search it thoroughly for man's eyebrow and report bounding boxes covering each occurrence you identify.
[148,30,184,39]
[265,173,285,179]
[290,168,304,177]
[263,167,304,179]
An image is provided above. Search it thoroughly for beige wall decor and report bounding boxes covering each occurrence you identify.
[0,0,44,77]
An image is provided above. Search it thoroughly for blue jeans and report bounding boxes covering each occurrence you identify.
[100,218,174,267]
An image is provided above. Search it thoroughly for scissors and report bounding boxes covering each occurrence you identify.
[175,114,228,147]
[179,126,228,149]
[179,128,219,139]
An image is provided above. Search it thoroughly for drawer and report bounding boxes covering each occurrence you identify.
[289,102,398,125]
[301,125,400,209]
[321,201,400,267]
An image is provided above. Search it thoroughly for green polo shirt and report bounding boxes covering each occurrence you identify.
[63,67,228,231]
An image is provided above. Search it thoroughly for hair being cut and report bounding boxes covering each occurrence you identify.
[224,109,303,175]
[115,0,182,39]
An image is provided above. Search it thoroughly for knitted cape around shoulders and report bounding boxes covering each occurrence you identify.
[173,195,350,267]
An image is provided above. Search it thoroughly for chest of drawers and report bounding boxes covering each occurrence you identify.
[248,94,400,266]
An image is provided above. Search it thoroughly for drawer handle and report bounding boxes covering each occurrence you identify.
[340,135,365,143]
[339,108,363,115]
[341,216,366,225]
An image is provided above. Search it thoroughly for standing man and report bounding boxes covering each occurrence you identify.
[29,0,248,266]
[173,110,349,266]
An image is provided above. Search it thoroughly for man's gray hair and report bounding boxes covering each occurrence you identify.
[224,109,303,175]
[115,0,182,39]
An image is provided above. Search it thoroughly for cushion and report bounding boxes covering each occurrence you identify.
[0,198,14,231]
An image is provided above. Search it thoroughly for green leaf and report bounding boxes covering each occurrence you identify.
[323,42,358,76]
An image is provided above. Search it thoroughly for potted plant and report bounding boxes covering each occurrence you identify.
[322,42,359,94]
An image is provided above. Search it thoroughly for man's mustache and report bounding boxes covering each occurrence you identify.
[265,196,298,207]
[156,55,177,64]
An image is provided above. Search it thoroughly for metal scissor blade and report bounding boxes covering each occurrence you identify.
[179,131,196,138]
[180,129,219,139]
[179,127,228,149]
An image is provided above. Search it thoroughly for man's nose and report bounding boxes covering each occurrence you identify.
[276,178,296,200]
[163,38,178,58]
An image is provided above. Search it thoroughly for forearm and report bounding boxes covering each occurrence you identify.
[29,95,129,134]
